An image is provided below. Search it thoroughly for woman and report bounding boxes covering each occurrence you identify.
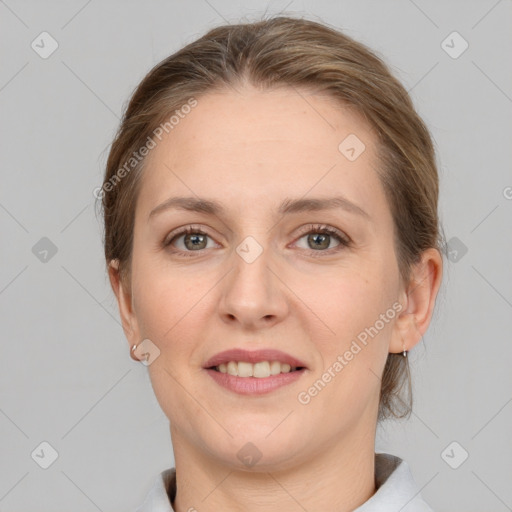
[101,15,443,512]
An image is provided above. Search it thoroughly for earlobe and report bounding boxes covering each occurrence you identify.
[390,248,443,354]
[108,259,139,344]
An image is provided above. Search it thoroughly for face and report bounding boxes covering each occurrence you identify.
[120,85,408,471]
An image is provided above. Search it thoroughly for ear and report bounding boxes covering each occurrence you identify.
[390,248,443,354]
[108,259,140,346]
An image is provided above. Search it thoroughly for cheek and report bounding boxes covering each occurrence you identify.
[301,271,395,420]
[131,270,170,338]
[316,263,395,328]
[305,258,398,376]
[130,253,215,359]
[131,246,184,329]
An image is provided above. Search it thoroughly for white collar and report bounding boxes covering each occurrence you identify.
[135,452,434,512]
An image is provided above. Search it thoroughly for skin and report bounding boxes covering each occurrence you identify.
[109,83,442,512]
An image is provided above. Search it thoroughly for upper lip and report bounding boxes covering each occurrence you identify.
[203,348,307,369]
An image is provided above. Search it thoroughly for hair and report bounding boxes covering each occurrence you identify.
[100,15,444,422]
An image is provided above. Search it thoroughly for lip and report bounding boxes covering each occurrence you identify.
[202,348,308,369]
[205,367,307,395]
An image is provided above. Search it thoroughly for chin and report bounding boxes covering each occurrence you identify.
[203,429,307,473]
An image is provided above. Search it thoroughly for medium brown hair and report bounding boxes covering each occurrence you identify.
[101,15,443,421]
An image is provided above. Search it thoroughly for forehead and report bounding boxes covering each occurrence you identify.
[137,86,387,221]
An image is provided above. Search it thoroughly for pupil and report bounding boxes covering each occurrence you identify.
[310,233,329,250]
[186,233,206,250]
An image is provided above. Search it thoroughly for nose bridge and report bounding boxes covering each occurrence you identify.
[232,233,274,302]
[219,232,287,325]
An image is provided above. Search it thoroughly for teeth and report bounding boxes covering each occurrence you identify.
[253,361,270,378]
[215,361,298,378]
[238,361,253,377]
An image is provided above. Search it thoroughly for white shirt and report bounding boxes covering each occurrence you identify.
[135,452,434,511]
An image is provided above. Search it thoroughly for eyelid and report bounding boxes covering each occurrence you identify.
[292,223,351,245]
[163,224,214,246]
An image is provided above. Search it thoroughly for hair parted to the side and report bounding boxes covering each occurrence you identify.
[101,15,444,422]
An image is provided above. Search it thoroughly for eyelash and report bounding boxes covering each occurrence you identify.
[163,223,351,258]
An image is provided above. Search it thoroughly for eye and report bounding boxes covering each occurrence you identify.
[163,225,218,255]
[293,224,351,255]
[163,223,351,257]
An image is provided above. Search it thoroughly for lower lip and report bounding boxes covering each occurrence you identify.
[205,368,306,395]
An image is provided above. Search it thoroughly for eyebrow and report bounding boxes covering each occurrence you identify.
[148,195,370,221]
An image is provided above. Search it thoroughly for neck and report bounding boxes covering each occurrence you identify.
[169,424,377,512]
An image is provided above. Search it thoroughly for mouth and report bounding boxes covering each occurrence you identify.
[204,358,307,395]
[208,360,305,378]
[203,348,308,377]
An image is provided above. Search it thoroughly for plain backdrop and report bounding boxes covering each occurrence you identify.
[1,1,511,511]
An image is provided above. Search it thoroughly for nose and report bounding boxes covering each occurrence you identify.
[217,239,289,330]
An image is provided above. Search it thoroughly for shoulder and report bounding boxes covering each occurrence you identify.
[135,468,176,512]
[354,453,435,512]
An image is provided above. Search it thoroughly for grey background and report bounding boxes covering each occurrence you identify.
[1,0,511,510]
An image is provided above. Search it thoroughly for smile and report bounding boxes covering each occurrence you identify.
[212,360,303,378]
